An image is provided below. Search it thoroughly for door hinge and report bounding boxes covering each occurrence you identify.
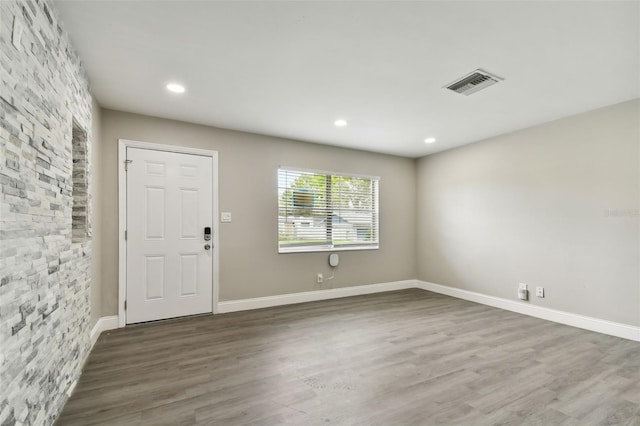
[124,159,133,171]
[124,300,127,310]
[124,230,127,240]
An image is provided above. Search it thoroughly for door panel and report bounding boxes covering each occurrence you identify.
[180,254,198,296]
[145,187,165,239]
[145,256,165,300]
[126,147,213,324]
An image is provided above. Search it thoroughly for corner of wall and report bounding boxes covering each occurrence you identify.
[90,97,103,328]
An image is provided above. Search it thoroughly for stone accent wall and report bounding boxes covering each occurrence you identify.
[0,0,94,424]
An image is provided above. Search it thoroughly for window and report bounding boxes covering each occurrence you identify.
[278,167,379,253]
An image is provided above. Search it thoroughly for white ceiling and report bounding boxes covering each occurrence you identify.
[54,1,639,158]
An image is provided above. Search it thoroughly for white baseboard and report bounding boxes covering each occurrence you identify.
[217,280,417,313]
[416,280,640,342]
[90,315,119,348]
[67,380,78,397]
[96,280,638,342]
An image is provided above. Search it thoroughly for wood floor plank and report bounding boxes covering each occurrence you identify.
[57,289,640,425]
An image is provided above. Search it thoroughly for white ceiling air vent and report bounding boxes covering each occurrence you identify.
[444,69,504,96]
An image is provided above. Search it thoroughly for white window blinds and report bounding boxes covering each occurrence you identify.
[278,168,379,253]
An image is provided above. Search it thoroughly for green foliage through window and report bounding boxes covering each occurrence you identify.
[278,168,379,252]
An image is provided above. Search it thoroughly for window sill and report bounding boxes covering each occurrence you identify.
[279,245,379,254]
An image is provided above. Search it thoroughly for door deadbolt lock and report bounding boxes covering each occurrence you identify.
[204,244,211,251]
[204,226,212,241]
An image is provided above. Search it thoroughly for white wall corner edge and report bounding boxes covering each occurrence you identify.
[217,280,418,313]
[90,315,119,348]
[415,280,640,342]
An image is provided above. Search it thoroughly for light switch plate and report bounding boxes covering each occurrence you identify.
[221,212,232,223]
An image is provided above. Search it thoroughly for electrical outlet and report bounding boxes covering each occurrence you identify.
[519,283,528,291]
[536,287,544,298]
[316,273,323,284]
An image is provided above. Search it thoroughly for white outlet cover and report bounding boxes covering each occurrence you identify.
[518,283,527,290]
[221,212,232,223]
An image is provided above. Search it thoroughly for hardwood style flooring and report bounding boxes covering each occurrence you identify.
[57,289,640,425]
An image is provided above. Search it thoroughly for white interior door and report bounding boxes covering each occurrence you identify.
[125,147,213,324]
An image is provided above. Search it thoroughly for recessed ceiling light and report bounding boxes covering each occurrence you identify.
[166,83,185,93]
[424,137,436,144]
[334,119,348,127]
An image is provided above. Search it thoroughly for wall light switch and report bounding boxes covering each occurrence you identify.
[221,212,232,223]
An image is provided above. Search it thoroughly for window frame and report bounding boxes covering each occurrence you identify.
[277,166,380,254]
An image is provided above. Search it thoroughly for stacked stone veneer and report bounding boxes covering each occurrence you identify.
[0,0,94,424]
[71,124,88,243]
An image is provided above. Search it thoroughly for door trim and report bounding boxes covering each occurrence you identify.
[118,139,220,327]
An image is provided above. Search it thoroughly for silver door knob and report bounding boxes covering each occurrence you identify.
[204,244,211,250]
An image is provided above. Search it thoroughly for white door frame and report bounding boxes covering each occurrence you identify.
[118,139,220,327]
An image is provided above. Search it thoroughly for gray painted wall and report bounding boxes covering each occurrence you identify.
[417,100,640,326]
[0,1,95,424]
[98,110,417,316]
